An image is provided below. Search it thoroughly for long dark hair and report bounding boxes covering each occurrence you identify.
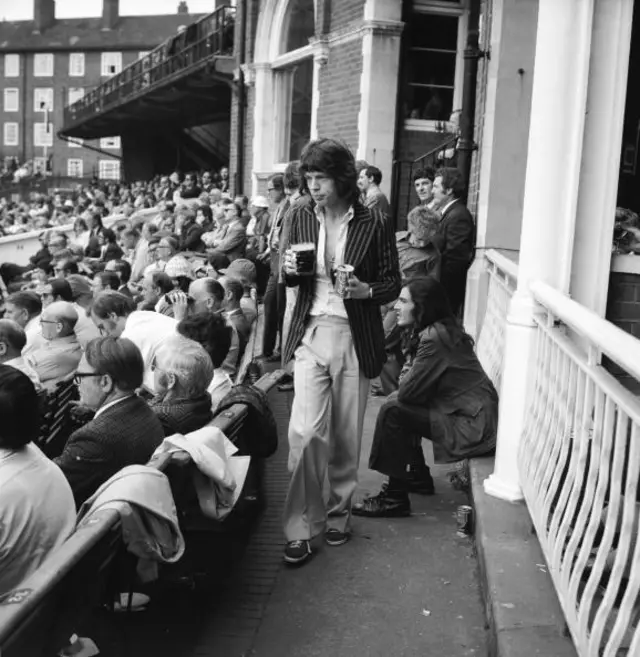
[299,138,359,204]
[406,276,474,347]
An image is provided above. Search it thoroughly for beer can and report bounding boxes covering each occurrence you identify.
[456,504,474,536]
[335,264,354,298]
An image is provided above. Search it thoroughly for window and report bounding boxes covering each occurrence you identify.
[101,52,122,77]
[4,54,19,77]
[99,160,120,180]
[3,89,18,112]
[67,137,84,148]
[34,53,54,77]
[403,4,466,126]
[34,88,54,112]
[34,122,53,147]
[69,53,85,77]
[68,87,85,105]
[67,158,83,177]
[100,136,121,149]
[3,122,18,146]
[138,51,150,60]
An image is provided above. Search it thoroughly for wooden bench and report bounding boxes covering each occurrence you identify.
[0,369,285,657]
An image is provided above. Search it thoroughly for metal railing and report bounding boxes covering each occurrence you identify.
[62,5,235,132]
[519,281,640,655]
[476,249,519,392]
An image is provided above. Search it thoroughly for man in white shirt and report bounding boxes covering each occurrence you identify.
[3,291,43,357]
[0,319,41,390]
[0,365,75,594]
[90,291,178,393]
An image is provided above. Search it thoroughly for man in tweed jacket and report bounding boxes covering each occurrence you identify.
[55,337,164,507]
[280,138,401,565]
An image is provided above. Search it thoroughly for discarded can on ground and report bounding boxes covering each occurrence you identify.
[335,264,354,298]
[456,504,474,536]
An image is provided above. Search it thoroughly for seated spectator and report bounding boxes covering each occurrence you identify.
[3,291,43,356]
[0,366,75,594]
[105,259,133,297]
[219,275,251,345]
[71,217,90,250]
[175,172,202,201]
[195,204,214,232]
[207,199,248,270]
[219,258,258,324]
[164,255,194,293]
[54,258,79,279]
[97,227,124,263]
[149,335,214,435]
[92,270,120,295]
[140,271,174,312]
[27,301,82,390]
[353,278,498,518]
[90,291,177,393]
[177,208,205,252]
[141,235,165,278]
[0,319,41,389]
[66,274,101,349]
[54,337,165,506]
[177,311,233,412]
[41,278,73,307]
[396,205,443,280]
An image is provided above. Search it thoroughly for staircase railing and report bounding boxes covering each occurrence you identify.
[62,5,235,134]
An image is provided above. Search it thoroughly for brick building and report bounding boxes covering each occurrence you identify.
[231,0,479,227]
[0,0,203,181]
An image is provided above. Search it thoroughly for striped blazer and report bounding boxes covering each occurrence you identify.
[282,201,401,379]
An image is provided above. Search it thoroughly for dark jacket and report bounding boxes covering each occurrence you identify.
[149,393,213,437]
[180,222,205,252]
[282,201,401,379]
[397,320,498,462]
[438,200,475,313]
[54,395,165,507]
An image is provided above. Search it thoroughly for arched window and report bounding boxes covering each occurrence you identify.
[274,0,314,162]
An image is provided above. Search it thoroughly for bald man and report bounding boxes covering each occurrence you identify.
[26,301,82,390]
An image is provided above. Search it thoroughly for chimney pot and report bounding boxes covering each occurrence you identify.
[102,0,119,30]
[33,0,55,33]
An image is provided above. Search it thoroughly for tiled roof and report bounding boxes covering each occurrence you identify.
[0,14,206,52]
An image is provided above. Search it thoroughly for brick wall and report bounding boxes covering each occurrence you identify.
[316,39,363,152]
[328,0,366,33]
[604,272,640,394]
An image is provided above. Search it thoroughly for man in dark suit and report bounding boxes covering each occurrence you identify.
[432,167,476,315]
[54,337,165,507]
[280,138,401,566]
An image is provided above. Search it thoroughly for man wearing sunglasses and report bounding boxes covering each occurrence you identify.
[54,337,164,507]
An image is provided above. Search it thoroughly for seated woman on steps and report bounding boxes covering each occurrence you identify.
[353,276,498,518]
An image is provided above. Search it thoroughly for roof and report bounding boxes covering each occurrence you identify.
[0,14,207,52]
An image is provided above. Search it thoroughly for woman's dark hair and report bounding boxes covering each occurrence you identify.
[0,365,40,449]
[99,227,118,244]
[110,260,131,285]
[150,271,174,294]
[94,271,120,291]
[299,138,359,204]
[173,275,192,293]
[74,217,88,233]
[197,204,213,222]
[406,276,454,331]
[283,161,302,192]
[177,311,232,368]
[84,337,143,392]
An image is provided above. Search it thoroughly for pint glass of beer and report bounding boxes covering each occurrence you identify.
[290,242,316,277]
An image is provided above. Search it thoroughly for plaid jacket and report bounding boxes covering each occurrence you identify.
[55,396,165,507]
[282,201,401,379]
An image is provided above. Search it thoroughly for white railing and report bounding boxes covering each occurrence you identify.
[520,280,640,656]
[476,249,519,391]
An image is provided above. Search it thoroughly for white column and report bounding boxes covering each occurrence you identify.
[570,0,634,317]
[250,62,275,196]
[484,0,596,501]
[356,0,403,197]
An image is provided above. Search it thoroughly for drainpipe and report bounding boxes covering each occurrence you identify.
[235,0,247,195]
[21,59,28,163]
[457,0,482,202]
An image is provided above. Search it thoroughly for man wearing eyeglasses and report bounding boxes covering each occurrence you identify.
[26,301,81,391]
[54,337,164,507]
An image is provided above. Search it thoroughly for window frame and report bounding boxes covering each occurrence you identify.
[3,122,19,146]
[403,1,467,132]
[101,52,123,77]
[98,159,121,180]
[34,53,54,77]
[69,53,85,77]
[67,158,84,178]
[3,88,19,112]
[4,54,19,78]
[34,88,54,113]
[100,136,121,150]
[33,122,54,148]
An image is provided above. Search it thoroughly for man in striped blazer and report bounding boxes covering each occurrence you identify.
[280,138,401,565]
